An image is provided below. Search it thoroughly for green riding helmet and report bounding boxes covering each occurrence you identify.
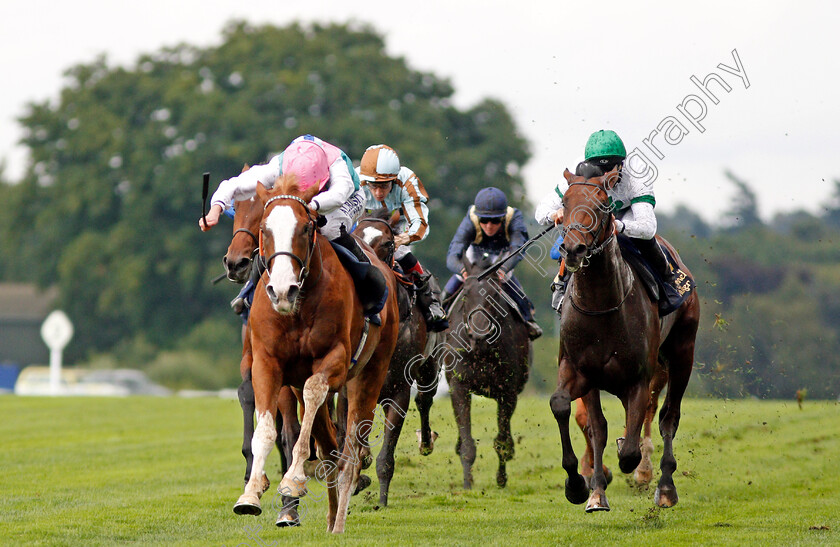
[584,130,627,161]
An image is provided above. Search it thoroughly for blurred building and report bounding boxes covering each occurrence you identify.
[0,283,58,369]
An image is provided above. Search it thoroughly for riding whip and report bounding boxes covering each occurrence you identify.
[477,224,556,281]
[201,172,210,229]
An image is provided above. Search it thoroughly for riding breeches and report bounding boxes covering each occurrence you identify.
[321,188,367,240]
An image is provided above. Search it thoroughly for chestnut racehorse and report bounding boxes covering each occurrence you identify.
[354,210,441,506]
[549,167,700,513]
[224,191,305,525]
[234,176,399,534]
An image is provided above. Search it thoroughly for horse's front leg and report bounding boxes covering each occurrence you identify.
[450,380,476,489]
[333,345,392,534]
[583,390,610,512]
[549,361,588,505]
[279,373,330,497]
[414,354,439,455]
[275,386,303,527]
[377,389,411,507]
[494,394,517,488]
[234,352,281,515]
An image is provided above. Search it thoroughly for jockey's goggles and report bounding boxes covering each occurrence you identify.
[479,217,503,225]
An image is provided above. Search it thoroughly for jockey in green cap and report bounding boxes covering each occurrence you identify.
[535,129,674,314]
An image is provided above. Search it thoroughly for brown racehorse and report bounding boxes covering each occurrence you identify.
[549,167,700,513]
[234,176,399,534]
[445,250,531,490]
[354,210,441,506]
[224,191,304,525]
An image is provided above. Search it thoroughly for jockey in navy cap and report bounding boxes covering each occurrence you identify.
[442,187,542,340]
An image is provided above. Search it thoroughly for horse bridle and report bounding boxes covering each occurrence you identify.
[563,180,633,315]
[232,227,260,268]
[562,181,616,264]
[259,194,319,286]
[358,217,396,266]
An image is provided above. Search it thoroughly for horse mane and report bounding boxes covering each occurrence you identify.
[274,174,302,195]
[366,207,391,220]
[270,174,320,203]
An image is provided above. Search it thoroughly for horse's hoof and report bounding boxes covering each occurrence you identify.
[654,485,679,508]
[585,491,610,513]
[361,454,373,470]
[565,475,589,505]
[233,493,262,516]
[604,467,614,486]
[496,468,508,488]
[634,468,653,485]
[353,474,372,496]
[416,429,439,456]
[276,513,301,527]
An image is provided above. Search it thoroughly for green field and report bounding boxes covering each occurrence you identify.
[1,395,837,546]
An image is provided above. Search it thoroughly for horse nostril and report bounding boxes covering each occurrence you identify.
[266,285,278,303]
[234,257,251,272]
[573,244,586,256]
[287,284,299,303]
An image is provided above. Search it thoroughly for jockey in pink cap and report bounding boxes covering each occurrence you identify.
[200,134,368,258]
[200,135,385,319]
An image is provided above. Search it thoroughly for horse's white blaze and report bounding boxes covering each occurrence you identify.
[360,226,384,245]
[264,206,298,309]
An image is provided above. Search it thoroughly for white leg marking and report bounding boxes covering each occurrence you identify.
[280,374,329,497]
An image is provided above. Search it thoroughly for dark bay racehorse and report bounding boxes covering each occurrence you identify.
[354,209,441,506]
[550,167,700,512]
[443,251,531,489]
[235,177,399,534]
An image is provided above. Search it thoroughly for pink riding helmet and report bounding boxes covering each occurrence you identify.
[281,140,330,192]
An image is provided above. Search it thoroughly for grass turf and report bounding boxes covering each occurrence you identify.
[1,395,837,545]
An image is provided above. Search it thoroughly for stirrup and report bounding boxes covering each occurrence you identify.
[550,278,566,315]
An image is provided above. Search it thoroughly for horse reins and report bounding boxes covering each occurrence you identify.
[562,180,633,315]
[259,194,319,286]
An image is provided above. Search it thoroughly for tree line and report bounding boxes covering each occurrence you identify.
[0,21,836,399]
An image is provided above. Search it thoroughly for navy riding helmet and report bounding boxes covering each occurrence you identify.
[474,187,508,218]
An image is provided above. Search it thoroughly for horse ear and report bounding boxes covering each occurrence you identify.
[241,164,250,173]
[389,210,401,228]
[255,181,268,203]
[563,168,574,182]
[603,166,621,190]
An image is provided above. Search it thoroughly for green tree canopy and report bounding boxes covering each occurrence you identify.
[0,21,530,358]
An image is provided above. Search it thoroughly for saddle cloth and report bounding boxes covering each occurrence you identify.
[616,235,695,316]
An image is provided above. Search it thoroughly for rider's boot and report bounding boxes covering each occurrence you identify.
[333,231,386,324]
[634,237,675,283]
[550,261,570,316]
[413,272,449,332]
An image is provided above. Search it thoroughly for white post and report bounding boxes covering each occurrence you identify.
[40,310,74,396]
[49,347,63,395]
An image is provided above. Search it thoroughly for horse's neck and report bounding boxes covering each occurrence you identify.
[570,238,632,307]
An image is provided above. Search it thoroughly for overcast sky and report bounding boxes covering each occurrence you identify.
[1,1,838,223]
